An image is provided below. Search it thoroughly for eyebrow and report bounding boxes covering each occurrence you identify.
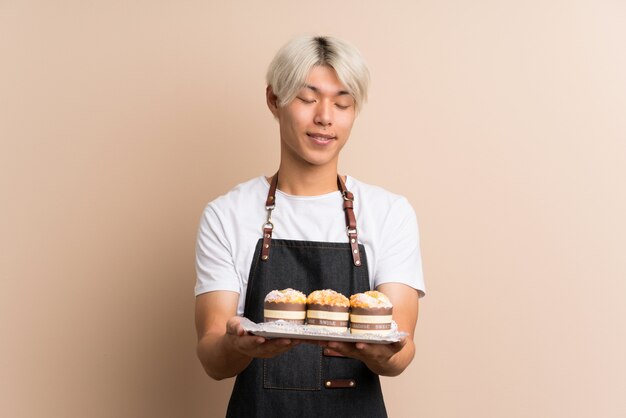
[304,84,351,96]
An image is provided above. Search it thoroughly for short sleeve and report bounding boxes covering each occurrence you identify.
[374,197,426,297]
[195,204,240,296]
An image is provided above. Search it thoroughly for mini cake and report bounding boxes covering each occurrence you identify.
[306,289,350,332]
[349,291,394,335]
[263,288,307,324]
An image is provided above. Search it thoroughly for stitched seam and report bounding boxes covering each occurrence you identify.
[264,386,320,391]
[272,243,365,250]
[243,239,263,314]
[263,359,321,391]
[262,349,322,391]
[318,347,322,389]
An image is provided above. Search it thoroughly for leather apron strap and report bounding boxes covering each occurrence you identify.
[261,172,362,266]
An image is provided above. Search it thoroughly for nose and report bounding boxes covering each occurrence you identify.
[314,100,332,128]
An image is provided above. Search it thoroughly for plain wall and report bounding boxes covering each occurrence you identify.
[1,1,624,417]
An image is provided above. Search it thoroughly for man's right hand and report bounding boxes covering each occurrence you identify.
[195,291,302,380]
[225,316,301,359]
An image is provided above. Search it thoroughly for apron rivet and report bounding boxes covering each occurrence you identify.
[349,381,355,387]
[356,260,361,265]
[262,255,268,260]
[351,238,356,244]
[325,381,331,387]
[353,249,358,254]
[265,234,270,238]
[265,244,269,249]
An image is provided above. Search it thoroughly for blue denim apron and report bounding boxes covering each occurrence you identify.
[226,174,387,418]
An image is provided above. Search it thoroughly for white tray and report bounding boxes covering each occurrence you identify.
[240,317,407,345]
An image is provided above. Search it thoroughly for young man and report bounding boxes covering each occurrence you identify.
[195,35,425,417]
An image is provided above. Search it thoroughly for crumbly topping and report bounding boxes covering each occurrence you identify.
[349,291,393,308]
[306,289,350,307]
[264,288,306,304]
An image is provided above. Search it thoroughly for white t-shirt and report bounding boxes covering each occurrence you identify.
[195,176,425,315]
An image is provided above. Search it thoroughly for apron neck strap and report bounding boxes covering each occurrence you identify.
[262,172,362,267]
[337,176,362,266]
[265,172,279,208]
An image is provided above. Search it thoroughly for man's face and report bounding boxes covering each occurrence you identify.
[268,65,357,170]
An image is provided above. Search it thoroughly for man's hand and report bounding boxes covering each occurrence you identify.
[318,283,419,376]
[319,338,407,376]
[196,292,299,380]
[224,316,301,359]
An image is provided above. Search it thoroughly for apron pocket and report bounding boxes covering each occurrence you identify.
[263,345,322,390]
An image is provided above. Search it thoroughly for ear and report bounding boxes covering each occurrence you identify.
[266,85,279,118]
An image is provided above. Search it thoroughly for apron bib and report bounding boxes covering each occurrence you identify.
[226,174,387,418]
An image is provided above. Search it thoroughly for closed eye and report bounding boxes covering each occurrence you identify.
[297,97,315,104]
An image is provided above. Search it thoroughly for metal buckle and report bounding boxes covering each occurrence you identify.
[342,191,353,201]
[346,226,357,235]
[264,205,275,228]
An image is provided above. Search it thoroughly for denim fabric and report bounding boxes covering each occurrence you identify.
[226,239,388,418]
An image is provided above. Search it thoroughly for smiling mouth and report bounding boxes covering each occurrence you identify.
[307,132,336,142]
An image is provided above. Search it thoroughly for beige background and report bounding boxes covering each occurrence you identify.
[1,1,625,417]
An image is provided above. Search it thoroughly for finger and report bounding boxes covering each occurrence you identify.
[325,341,361,358]
[226,325,244,337]
[226,317,244,336]
[235,334,265,350]
[253,339,300,358]
[322,348,343,356]
[264,338,293,347]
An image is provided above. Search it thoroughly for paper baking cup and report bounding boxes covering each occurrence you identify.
[306,304,349,331]
[349,307,393,335]
[263,302,306,324]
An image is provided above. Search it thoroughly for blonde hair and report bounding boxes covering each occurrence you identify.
[266,35,370,110]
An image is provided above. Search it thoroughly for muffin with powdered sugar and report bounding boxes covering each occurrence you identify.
[306,289,350,332]
[263,288,307,324]
[349,291,393,335]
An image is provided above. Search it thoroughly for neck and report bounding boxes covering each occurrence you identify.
[274,161,341,196]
